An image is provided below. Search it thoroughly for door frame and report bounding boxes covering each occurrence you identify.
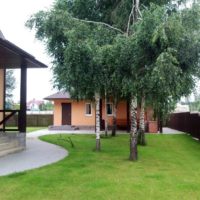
[61,103,72,125]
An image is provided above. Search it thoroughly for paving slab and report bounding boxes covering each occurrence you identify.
[0,137,68,176]
[27,127,183,138]
[162,127,184,134]
[28,129,95,138]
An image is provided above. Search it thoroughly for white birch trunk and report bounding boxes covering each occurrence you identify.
[95,93,101,151]
[138,96,146,145]
[133,0,140,24]
[129,96,138,161]
[112,97,117,136]
[104,90,108,136]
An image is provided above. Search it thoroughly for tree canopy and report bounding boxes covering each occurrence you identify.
[26,0,200,158]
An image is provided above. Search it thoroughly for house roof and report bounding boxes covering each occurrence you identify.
[0,30,5,39]
[44,91,71,100]
[27,99,44,106]
[0,30,48,69]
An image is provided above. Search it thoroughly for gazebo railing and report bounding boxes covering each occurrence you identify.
[0,110,20,132]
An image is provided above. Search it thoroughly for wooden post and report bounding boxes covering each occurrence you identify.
[19,63,27,133]
[0,69,5,130]
[3,69,5,130]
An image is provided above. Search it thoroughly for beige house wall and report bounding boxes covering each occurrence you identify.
[102,100,128,126]
[0,69,4,127]
[72,101,95,126]
[53,100,95,126]
[53,99,155,127]
[54,100,63,126]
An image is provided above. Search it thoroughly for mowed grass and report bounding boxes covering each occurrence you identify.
[27,127,47,133]
[0,134,200,200]
[5,127,47,133]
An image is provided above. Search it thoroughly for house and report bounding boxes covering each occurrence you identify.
[27,99,44,111]
[45,91,156,132]
[0,30,47,156]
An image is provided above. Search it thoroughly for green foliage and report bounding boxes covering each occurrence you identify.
[26,2,119,100]
[5,69,16,109]
[129,3,200,118]
[26,0,200,117]
[189,100,200,112]
[39,101,54,111]
[96,35,135,99]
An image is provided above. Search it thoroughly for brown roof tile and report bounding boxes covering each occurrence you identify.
[44,91,71,100]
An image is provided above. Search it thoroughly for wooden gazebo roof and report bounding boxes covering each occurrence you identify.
[0,33,47,69]
[0,30,48,133]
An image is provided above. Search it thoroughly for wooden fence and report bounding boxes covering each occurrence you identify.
[167,112,200,140]
[6,114,53,127]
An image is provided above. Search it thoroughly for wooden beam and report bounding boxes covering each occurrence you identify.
[19,62,27,133]
[0,110,18,126]
[3,68,5,130]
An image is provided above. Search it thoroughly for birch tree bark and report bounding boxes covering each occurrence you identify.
[111,97,117,136]
[95,93,101,151]
[128,0,140,161]
[137,95,146,145]
[129,96,138,161]
[104,90,108,136]
[133,0,140,23]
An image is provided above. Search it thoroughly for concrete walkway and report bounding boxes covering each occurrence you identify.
[162,127,183,134]
[28,129,95,138]
[27,127,183,138]
[0,137,68,176]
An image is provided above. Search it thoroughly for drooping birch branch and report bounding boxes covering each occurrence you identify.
[72,17,124,34]
[127,3,135,35]
[137,7,142,18]
[126,0,142,36]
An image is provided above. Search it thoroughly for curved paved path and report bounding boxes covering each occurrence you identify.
[0,137,68,176]
[28,129,95,138]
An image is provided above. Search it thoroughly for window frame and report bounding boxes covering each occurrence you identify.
[106,102,113,116]
[85,103,92,116]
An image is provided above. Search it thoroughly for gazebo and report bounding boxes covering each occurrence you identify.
[0,31,47,156]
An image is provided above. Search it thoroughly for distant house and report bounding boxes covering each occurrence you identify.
[27,99,44,111]
[45,91,156,131]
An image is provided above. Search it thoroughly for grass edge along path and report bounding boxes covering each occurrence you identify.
[0,134,200,200]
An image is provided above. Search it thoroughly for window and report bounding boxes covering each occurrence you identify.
[107,103,113,115]
[85,103,92,116]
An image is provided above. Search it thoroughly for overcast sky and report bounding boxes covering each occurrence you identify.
[0,0,56,102]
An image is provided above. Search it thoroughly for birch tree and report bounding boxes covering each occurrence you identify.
[26,0,198,158]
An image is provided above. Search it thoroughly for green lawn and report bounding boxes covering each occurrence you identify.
[0,134,200,200]
[5,127,47,133]
[26,127,47,133]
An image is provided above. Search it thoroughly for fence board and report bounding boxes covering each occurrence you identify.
[168,112,200,140]
[6,114,53,127]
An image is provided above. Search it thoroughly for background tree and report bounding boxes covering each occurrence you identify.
[5,69,16,109]
[39,101,54,111]
[97,35,135,136]
[131,3,200,134]
[26,1,118,151]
